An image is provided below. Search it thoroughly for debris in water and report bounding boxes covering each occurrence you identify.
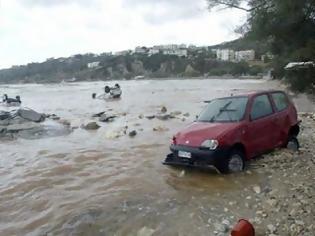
[178,170,185,178]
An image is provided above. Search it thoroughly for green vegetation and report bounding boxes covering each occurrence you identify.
[207,0,315,93]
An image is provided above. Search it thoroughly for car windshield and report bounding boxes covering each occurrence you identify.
[198,97,248,123]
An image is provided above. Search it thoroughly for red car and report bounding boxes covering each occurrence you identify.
[164,90,300,173]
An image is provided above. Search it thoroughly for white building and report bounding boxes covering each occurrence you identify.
[87,61,100,68]
[148,48,160,56]
[115,50,131,56]
[163,48,188,57]
[235,50,255,62]
[216,49,235,61]
[135,47,147,54]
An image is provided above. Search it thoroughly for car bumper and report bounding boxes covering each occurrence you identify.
[163,145,230,170]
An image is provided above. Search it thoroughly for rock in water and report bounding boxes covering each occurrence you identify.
[92,111,106,118]
[17,108,45,122]
[58,119,71,126]
[129,130,137,137]
[178,170,185,177]
[145,115,155,120]
[161,106,167,113]
[83,122,100,130]
[0,111,11,120]
[99,114,116,122]
[156,114,173,120]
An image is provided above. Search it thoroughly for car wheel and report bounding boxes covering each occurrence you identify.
[218,150,245,174]
[287,136,299,151]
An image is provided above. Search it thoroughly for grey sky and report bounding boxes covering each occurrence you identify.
[0,0,246,69]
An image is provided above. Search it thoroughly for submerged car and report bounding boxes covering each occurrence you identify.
[92,83,122,100]
[2,94,22,107]
[163,90,300,173]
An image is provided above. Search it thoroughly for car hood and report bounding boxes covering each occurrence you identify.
[175,122,239,147]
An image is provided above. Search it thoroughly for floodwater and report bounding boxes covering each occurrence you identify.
[0,79,313,236]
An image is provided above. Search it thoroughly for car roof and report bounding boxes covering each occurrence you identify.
[207,90,287,101]
[235,90,286,98]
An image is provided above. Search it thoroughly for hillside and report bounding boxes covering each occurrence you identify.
[0,40,267,84]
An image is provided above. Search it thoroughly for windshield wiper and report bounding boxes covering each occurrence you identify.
[209,101,232,122]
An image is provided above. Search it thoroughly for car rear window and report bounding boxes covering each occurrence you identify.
[250,94,273,120]
[271,92,289,111]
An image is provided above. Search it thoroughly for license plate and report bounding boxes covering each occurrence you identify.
[178,151,191,158]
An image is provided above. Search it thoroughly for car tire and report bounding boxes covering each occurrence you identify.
[286,136,299,151]
[105,86,110,93]
[218,150,245,174]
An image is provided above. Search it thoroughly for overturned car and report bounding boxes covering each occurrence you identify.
[163,90,300,173]
[1,94,22,107]
[92,84,122,100]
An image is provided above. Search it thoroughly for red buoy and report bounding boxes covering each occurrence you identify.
[231,219,255,236]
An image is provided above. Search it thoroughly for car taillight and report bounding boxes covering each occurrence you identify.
[171,136,177,145]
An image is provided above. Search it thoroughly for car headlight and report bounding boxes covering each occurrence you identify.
[201,139,219,150]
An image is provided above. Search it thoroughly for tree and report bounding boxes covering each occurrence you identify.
[207,0,315,92]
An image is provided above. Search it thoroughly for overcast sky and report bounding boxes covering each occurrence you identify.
[0,0,246,69]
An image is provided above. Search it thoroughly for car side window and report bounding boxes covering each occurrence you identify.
[271,92,289,111]
[250,95,273,120]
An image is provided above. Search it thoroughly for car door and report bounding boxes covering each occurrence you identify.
[270,92,291,146]
[245,94,276,157]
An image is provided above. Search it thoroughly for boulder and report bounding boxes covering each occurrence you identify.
[161,106,167,113]
[92,111,106,118]
[17,108,45,122]
[99,114,116,122]
[82,122,100,130]
[129,130,137,137]
[58,119,71,126]
[0,111,11,120]
[146,115,155,120]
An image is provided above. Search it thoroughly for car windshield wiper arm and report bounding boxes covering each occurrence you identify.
[209,101,232,122]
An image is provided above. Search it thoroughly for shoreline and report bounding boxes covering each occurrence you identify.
[0,75,264,85]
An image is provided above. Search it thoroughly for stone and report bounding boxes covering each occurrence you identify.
[266,199,277,207]
[183,112,190,117]
[129,130,137,137]
[156,114,174,120]
[178,170,185,178]
[0,111,11,120]
[161,106,167,113]
[222,219,230,227]
[253,185,261,194]
[214,223,229,233]
[153,126,169,132]
[136,227,155,236]
[146,115,155,120]
[17,108,45,122]
[170,111,182,116]
[82,122,100,130]
[138,114,144,119]
[99,114,116,122]
[267,224,276,233]
[58,119,71,126]
[92,111,105,117]
[50,114,60,120]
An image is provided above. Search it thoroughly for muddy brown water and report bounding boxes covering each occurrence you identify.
[0,79,314,235]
